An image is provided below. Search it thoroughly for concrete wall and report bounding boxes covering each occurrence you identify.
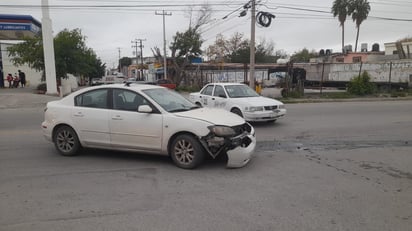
[299,61,412,85]
[328,61,412,83]
[1,43,43,88]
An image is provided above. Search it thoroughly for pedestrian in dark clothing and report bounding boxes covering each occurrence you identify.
[18,70,26,88]
[0,69,4,88]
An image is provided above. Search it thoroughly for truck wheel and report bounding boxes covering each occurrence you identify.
[170,134,205,169]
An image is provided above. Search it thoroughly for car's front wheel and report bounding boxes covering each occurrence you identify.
[53,125,81,156]
[170,134,205,169]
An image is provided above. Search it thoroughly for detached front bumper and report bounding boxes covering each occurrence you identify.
[226,128,256,168]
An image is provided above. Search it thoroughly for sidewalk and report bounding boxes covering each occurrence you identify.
[0,87,60,109]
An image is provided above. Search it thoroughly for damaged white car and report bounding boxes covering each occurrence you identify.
[42,83,256,169]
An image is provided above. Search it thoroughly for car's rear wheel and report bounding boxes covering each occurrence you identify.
[231,108,243,118]
[53,125,81,156]
[170,134,205,169]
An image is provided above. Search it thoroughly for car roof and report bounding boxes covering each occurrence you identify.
[207,82,245,86]
[89,83,163,91]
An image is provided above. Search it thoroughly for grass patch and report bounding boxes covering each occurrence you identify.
[320,92,354,99]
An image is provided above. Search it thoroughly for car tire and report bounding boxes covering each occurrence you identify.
[231,108,243,118]
[170,134,205,169]
[53,125,81,156]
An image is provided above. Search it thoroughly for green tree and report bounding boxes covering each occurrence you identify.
[169,28,203,86]
[168,4,211,86]
[290,48,318,62]
[7,36,44,72]
[349,0,371,52]
[83,49,106,83]
[119,57,132,68]
[7,28,104,82]
[332,0,351,53]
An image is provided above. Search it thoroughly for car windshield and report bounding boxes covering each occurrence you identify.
[143,88,199,113]
[225,85,260,98]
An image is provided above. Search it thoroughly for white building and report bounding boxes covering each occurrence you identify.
[384,41,412,57]
[1,42,43,88]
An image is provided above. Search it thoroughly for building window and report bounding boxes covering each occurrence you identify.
[352,56,362,63]
[393,50,398,55]
[336,58,344,63]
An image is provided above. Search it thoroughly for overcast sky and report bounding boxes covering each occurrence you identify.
[2,0,411,68]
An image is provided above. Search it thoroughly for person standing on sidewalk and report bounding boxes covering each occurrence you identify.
[0,68,4,88]
[18,70,26,88]
[13,73,20,88]
[6,73,13,88]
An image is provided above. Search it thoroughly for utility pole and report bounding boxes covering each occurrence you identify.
[117,47,121,75]
[131,40,138,78]
[131,38,146,80]
[41,0,58,95]
[155,10,172,80]
[249,0,256,91]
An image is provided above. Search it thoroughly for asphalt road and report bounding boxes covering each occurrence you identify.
[0,101,411,231]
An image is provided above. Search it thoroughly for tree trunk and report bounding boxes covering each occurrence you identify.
[355,26,360,52]
[341,23,345,53]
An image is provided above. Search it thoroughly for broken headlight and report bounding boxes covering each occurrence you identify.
[208,125,236,137]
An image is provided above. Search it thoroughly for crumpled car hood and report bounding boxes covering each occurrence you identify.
[175,108,245,126]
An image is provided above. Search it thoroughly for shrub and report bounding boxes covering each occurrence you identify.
[347,71,377,96]
[36,82,47,91]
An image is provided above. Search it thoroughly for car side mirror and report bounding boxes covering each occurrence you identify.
[138,105,152,113]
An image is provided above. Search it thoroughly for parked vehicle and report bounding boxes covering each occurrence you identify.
[42,83,256,169]
[124,78,176,89]
[91,78,102,86]
[156,79,176,89]
[94,75,125,85]
[189,83,286,122]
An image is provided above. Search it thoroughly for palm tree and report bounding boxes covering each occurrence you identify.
[332,0,351,53]
[349,0,371,52]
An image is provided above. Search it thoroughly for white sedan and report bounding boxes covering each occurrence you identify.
[42,83,256,169]
[189,83,286,122]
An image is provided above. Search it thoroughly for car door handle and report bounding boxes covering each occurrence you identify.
[112,115,123,120]
[211,98,215,100]
[73,112,84,117]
